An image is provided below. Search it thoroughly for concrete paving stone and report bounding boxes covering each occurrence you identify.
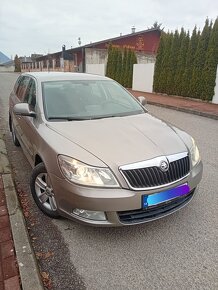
[1,240,14,260]
[0,228,11,243]
[0,155,10,174]
[4,276,20,290]
[0,140,7,156]
[0,177,3,190]
[0,215,9,230]
[2,256,18,280]
[0,206,7,217]
[2,175,19,216]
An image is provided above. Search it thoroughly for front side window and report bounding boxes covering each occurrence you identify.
[14,76,23,93]
[42,80,144,120]
[16,76,31,101]
[23,78,36,109]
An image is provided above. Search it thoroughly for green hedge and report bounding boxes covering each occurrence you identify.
[106,46,137,88]
[153,18,218,101]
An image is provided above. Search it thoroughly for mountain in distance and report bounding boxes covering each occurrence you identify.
[0,51,11,64]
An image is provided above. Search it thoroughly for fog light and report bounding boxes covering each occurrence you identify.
[73,208,106,221]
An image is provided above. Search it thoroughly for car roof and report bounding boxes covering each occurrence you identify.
[21,72,111,82]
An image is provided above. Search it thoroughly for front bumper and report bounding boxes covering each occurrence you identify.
[50,160,203,226]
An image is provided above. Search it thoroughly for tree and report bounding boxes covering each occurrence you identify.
[121,48,128,87]
[106,44,113,78]
[166,29,180,95]
[201,18,218,100]
[153,31,166,92]
[14,55,21,72]
[115,49,123,84]
[189,18,212,98]
[181,26,200,97]
[174,29,190,95]
[159,32,174,93]
[127,50,137,88]
[149,21,164,30]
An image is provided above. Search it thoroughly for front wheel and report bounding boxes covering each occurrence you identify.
[30,163,59,218]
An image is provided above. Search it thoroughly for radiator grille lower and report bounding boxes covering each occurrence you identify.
[118,189,194,224]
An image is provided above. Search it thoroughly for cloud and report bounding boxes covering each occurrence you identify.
[0,0,217,58]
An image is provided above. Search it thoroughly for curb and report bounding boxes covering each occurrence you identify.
[0,135,44,290]
[147,101,218,120]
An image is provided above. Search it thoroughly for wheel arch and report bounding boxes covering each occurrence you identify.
[34,154,44,166]
[9,114,12,132]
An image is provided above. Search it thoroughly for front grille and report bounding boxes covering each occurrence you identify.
[121,156,190,189]
[118,189,195,224]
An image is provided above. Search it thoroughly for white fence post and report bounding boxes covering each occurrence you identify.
[86,64,105,76]
[132,63,155,93]
[212,65,218,104]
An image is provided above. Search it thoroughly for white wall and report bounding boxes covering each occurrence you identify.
[86,64,105,76]
[212,65,218,104]
[0,65,14,72]
[132,63,155,93]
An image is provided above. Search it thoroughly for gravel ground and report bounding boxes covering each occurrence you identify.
[0,73,217,290]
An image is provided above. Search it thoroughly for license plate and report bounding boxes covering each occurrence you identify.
[142,184,190,208]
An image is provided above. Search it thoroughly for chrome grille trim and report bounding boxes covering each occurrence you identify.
[119,152,190,191]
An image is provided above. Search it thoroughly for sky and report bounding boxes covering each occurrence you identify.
[0,0,217,59]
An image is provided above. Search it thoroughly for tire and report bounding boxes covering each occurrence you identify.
[30,163,59,218]
[11,119,20,147]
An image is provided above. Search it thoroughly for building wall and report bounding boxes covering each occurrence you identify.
[21,59,75,72]
[136,52,156,64]
[85,48,156,73]
[89,30,160,54]
[85,48,107,64]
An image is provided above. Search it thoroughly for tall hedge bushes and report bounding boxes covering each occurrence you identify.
[153,18,218,101]
[106,46,137,88]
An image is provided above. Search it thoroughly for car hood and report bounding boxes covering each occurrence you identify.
[46,113,188,167]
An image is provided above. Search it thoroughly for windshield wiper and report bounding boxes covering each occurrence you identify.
[91,111,144,120]
[91,115,118,120]
[48,116,91,121]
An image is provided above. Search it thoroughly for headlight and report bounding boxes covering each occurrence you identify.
[190,138,200,167]
[58,155,119,187]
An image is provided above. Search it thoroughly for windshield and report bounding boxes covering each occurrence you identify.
[42,80,144,120]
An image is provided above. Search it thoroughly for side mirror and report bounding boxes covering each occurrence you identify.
[138,96,147,106]
[13,103,36,117]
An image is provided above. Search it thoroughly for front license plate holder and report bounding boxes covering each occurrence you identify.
[142,184,190,208]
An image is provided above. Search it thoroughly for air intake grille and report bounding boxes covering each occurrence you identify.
[121,156,190,189]
[118,189,194,224]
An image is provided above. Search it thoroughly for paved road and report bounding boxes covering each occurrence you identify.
[0,73,217,290]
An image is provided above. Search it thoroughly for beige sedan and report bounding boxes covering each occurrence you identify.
[9,72,203,226]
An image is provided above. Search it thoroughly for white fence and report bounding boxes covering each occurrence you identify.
[86,64,105,76]
[132,63,155,93]
[212,65,218,104]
